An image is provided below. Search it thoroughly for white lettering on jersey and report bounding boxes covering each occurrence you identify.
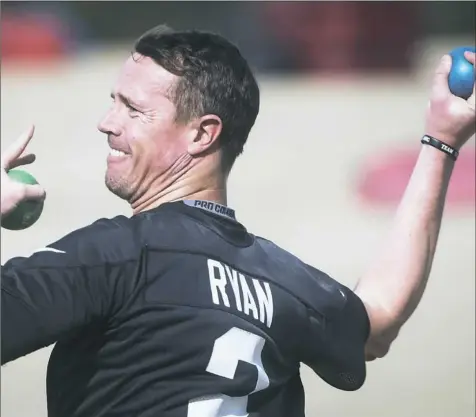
[208,259,231,308]
[252,279,274,328]
[240,274,259,321]
[207,259,274,328]
[224,265,243,312]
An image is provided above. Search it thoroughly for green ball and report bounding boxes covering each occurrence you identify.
[2,169,44,231]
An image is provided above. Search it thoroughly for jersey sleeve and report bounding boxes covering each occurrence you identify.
[1,217,143,365]
[302,270,371,391]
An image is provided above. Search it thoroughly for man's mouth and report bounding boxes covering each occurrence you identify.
[109,148,128,157]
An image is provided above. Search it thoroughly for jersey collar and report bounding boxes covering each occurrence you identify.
[183,200,236,221]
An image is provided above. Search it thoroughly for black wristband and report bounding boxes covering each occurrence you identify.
[421,135,459,161]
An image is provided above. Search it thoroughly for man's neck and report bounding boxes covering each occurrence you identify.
[132,188,227,215]
[130,166,227,215]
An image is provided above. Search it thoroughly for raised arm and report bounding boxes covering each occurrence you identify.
[354,52,476,360]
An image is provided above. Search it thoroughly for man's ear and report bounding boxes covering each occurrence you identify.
[187,115,222,156]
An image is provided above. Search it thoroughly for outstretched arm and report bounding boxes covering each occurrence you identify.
[354,52,476,360]
[1,126,141,365]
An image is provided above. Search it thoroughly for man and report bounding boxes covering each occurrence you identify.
[1,25,475,417]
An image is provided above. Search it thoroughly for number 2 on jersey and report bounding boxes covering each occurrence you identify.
[187,327,270,417]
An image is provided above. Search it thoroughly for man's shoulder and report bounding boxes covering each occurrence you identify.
[66,206,196,259]
[253,235,314,277]
[54,203,203,257]
[253,236,348,315]
[2,214,145,272]
[63,214,135,243]
[25,214,143,267]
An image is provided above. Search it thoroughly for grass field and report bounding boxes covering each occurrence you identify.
[1,43,474,417]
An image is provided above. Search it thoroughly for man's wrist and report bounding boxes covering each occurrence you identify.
[423,129,460,149]
[419,141,457,168]
[420,134,459,161]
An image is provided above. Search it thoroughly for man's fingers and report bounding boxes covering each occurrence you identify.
[464,51,475,65]
[1,125,35,169]
[468,85,475,111]
[461,51,476,110]
[465,52,476,110]
[22,184,46,201]
[8,154,36,169]
[432,55,452,99]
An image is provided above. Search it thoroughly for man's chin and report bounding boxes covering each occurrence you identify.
[105,175,132,201]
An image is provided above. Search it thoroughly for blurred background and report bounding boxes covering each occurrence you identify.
[1,1,475,417]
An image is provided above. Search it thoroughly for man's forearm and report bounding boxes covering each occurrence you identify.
[355,144,455,347]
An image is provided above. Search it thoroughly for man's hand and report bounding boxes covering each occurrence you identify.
[1,125,46,217]
[425,51,476,148]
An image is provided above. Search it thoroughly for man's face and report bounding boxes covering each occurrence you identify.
[98,54,192,202]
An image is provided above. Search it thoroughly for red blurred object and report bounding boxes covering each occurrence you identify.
[264,2,419,73]
[357,147,476,208]
[1,13,68,63]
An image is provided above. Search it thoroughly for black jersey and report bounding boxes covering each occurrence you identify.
[1,200,370,417]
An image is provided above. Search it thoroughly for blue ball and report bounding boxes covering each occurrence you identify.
[448,46,475,100]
